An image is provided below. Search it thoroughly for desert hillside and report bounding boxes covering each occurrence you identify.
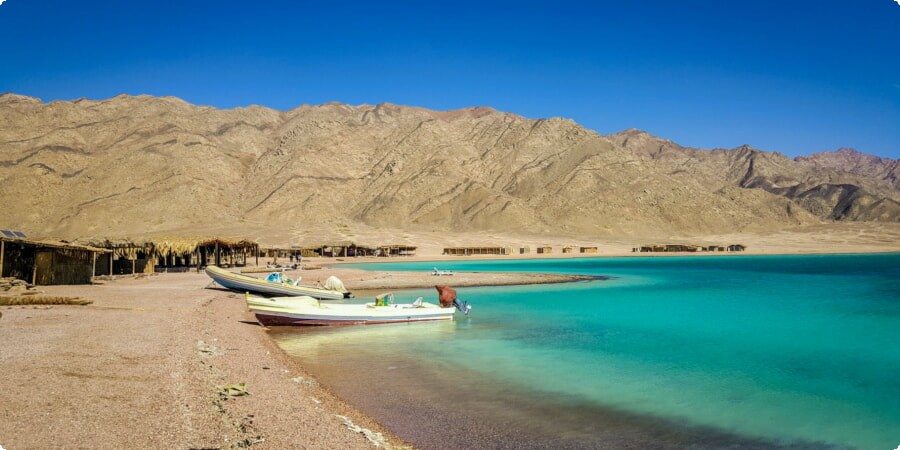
[1,93,898,245]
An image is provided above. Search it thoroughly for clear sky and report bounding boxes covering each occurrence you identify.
[1,0,898,158]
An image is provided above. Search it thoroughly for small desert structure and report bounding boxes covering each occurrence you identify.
[1,235,110,285]
[302,241,366,258]
[302,242,416,258]
[562,246,574,254]
[519,246,531,254]
[377,244,417,257]
[261,246,303,262]
[580,246,598,253]
[634,243,746,253]
[443,246,511,256]
[536,246,552,254]
[88,237,259,273]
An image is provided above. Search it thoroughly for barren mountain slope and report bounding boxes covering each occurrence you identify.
[0,94,897,241]
[607,129,900,222]
[796,148,900,190]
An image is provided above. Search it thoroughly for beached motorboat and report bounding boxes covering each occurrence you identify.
[246,289,471,326]
[205,265,350,300]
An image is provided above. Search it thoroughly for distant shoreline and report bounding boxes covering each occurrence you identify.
[315,248,900,268]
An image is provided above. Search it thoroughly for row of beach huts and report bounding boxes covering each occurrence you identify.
[441,246,598,256]
[0,229,744,286]
[0,232,426,286]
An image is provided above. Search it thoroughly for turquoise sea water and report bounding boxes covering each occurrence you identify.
[272,254,900,449]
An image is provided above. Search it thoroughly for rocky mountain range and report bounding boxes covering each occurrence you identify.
[0,93,897,242]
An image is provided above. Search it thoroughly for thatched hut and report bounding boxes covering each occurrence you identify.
[727,244,747,252]
[1,236,110,285]
[301,242,416,258]
[155,237,257,269]
[302,241,376,258]
[580,246,598,254]
[86,237,259,273]
[87,239,155,275]
[261,246,303,263]
[536,246,552,254]
[377,244,416,257]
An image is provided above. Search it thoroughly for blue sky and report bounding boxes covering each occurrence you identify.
[1,0,898,158]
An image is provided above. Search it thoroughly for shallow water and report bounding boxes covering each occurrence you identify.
[271,254,900,449]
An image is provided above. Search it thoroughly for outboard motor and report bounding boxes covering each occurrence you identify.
[452,298,472,315]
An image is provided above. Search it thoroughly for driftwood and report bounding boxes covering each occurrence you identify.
[0,296,93,306]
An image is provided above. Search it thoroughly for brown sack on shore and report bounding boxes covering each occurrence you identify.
[435,285,457,307]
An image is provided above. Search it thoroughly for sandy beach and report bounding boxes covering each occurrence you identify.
[0,272,410,449]
[0,264,598,449]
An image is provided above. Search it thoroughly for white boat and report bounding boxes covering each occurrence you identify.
[205,265,350,300]
[245,292,469,326]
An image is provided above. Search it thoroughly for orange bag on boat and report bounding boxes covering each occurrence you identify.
[435,285,456,308]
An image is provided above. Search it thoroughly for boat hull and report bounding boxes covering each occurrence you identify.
[246,296,456,326]
[252,312,454,326]
[205,266,347,300]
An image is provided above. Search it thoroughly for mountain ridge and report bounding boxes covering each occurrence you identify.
[1,93,897,242]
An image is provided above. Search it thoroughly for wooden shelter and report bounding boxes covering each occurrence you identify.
[443,246,511,256]
[562,246,574,254]
[377,244,417,257]
[156,237,258,270]
[519,246,531,254]
[727,244,747,252]
[301,241,374,258]
[261,246,303,263]
[0,236,110,285]
[87,239,154,276]
[580,246,598,254]
[302,242,417,258]
[536,246,552,254]
[87,237,259,274]
[636,244,734,253]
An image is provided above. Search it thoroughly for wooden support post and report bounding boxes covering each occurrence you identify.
[32,259,38,285]
[132,258,136,275]
[214,242,220,267]
[0,240,5,278]
[109,254,113,276]
[92,252,97,277]
[255,245,259,267]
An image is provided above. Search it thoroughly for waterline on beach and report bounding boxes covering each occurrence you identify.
[273,254,900,449]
